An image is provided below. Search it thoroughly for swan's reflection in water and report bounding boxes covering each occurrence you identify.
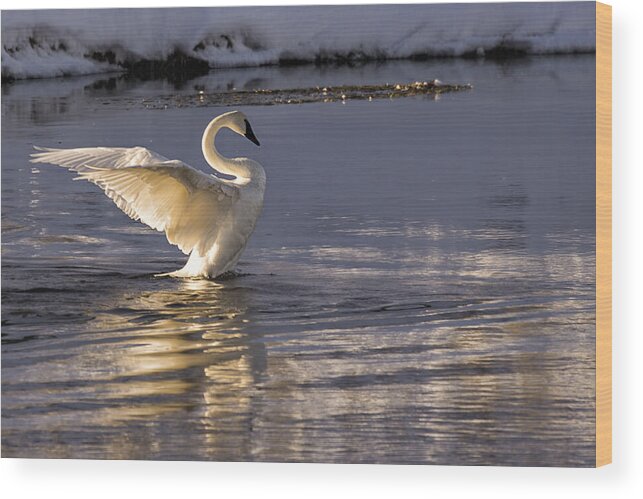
[3,278,267,460]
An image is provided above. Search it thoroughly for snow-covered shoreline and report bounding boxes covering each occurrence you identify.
[1,3,596,81]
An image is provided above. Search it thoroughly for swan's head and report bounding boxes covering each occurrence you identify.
[222,111,260,146]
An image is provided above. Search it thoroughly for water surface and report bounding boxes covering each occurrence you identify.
[2,56,596,465]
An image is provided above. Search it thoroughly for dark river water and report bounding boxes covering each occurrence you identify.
[1,56,596,466]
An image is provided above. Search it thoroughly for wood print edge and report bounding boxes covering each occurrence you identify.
[596,0,612,468]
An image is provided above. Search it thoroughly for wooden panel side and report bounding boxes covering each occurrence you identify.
[596,1,612,468]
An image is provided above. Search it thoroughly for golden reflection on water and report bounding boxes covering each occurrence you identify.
[5,278,266,459]
[2,268,595,464]
[0,239,596,464]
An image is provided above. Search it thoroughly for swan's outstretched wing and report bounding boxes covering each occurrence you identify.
[30,146,169,172]
[31,147,239,256]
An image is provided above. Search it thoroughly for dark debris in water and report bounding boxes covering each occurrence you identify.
[133,80,473,110]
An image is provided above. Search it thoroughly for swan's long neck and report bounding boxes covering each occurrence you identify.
[202,116,256,182]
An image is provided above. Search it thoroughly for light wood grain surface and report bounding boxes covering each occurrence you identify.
[596,1,612,468]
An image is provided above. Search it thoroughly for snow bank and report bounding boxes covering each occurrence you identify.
[1,3,596,80]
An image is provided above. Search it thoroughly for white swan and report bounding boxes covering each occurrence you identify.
[30,110,266,279]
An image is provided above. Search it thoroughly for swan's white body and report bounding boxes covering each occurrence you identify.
[30,111,266,279]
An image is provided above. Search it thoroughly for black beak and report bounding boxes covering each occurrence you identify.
[244,119,260,146]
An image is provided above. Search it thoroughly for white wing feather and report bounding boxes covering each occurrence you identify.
[30,146,169,171]
[30,147,239,256]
